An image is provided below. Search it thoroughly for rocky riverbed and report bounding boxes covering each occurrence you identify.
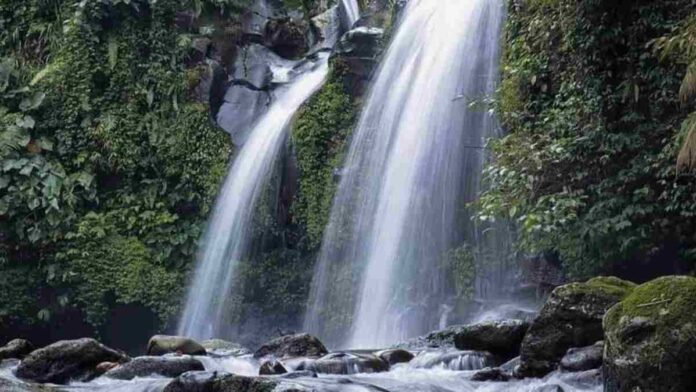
[2,276,695,392]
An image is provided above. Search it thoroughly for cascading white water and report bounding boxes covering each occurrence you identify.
[177,2,350,339]
[341,0,360,27]
[305,0,504,348]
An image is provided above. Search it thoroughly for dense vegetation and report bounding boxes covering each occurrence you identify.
[479,0,696,279]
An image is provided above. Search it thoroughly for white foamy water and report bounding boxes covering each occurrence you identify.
[305,0,505,348]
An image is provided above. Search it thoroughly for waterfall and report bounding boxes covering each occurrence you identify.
[305,0,504,348]
[178,8,343,340]
[341,0,360,27]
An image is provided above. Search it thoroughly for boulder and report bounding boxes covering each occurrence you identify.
[216,85,271,146]
[201,339,251,356]
[104,356,204,380]
[263,17,309,59]
[253,333,328,359]
[453,319,530,361]
[15,338,128,384]
[471,367,510,382]
[376,349,414,365]
[334,27,384,59]
[164,371,283,392]
[147,335,206,356]
[230,44,274,90]
[604,276,696,392]
[259,359,287,375]
[0,339,34,360]
[559,341,603,372]
[517,277,635,377]
[297,352,388,375]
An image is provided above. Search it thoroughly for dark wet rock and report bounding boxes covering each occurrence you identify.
[0,339,34,360]
[532,385,564,392]
[376,348,414,365]
[279,370,317,379]
[454,319,530,361]
[296,352,388,375]
[410,349,495,371]
[500,356,520,373]
[164,371,286,392]
[217,85,270,145]
[105,356,204,380]
[264,17,309,59]
[559,341,603,372]
[517,277,635,378]
[201,339,251,356]
[604,276,696,392]
[471,367,510,382]
[259,359,287,375]
[334,27,384,58]
[231,44,274,90]
[331,27,384,97]
[147,335,206,356]
[15,338,128,384]
[253,333,328,359]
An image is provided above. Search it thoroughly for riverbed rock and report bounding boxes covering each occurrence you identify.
[376,348,414,365]
[164,371,287,392]
[454,319,530,361]
[604,276,696,392]
[259,359,287,375]
[517,276,635,378]
[15,338,128,384]
[253,333,328,359]
[264,17,309,59]
[147,335,206,356]
[297,352,389,375]
[0,339,34,360]
[201,339,251,356]
[105,356,204,380]
[559,341,603,372]
[471,367,510,382]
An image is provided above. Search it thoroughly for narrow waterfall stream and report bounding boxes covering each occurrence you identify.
[305,0,505,349]
[177,2,353,340]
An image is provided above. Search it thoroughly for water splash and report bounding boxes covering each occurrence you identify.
[305,0,505,348]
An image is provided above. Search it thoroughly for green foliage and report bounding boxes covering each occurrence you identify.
[0,0,231,331]
[479,0,696,278]
[441,245,476,301]
[291,60,356,249]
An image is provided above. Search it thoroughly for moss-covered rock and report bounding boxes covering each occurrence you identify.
[603,276,696,392]
[517,277,635,377]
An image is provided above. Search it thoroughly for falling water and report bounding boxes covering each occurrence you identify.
[305,0,504,348]
[177,3,349,339]
[341,0,360,27]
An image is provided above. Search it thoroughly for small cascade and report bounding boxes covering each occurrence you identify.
[305,0,505,348]
[178,6,343,341]
[341,0,360,28]
[409,349,492,371]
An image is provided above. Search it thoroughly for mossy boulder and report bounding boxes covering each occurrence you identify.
[517,277,635,377]
[603,276,696,392]
[147,335,206,356]
[453,319,530,361]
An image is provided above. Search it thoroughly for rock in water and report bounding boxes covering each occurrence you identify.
[259,359,287,375]
[15,338,128,384]
[376,349,414,365]
[201,339,250,356]
[147,335,206,356]
[517,276,635,377]
[453,319,530,361]
[105,356,204,380]
[559,341,603,372]
[471,367,510,382]
[0,339,34,360]
[297,352,389,375]
[164,372,282,392]
[604,276,696,392]
[253,333,328,359]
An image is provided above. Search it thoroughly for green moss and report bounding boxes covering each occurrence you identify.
[291,62,356,249]
[585,276,637,298]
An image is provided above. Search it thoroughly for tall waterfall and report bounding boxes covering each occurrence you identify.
[178,4,350,339]
[305,0,504,348]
